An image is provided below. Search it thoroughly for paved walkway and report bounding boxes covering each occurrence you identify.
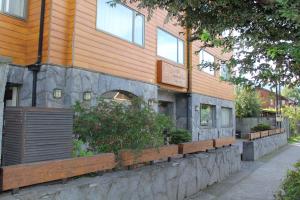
[187,143,300,200]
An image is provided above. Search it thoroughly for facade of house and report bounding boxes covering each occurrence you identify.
[256,88,295,109]
[0,0,235,141]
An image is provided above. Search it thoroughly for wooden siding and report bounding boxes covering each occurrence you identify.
[72,0,185,84]
[191,40,234,101]
[0,0,51,65]
[47,0,74,66]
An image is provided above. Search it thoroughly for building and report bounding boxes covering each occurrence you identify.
[0,0,235,141]
[256,87,296,109]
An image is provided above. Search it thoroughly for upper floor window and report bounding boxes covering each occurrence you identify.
[0,0,27,19]
[157,29,184,65]
[199,50,215,75]
[96,0,145,46]
[220,63,230,80]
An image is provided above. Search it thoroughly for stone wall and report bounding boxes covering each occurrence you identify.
[243,133,288,161]
[236,117,276,138]
[190,93,235,141]
[7,65,158,108]
[0,57,10,164]
[1,146,241,200]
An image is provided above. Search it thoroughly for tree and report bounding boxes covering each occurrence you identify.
[235,87,262,118]
[282,87,300,103]
[120,0,300,87]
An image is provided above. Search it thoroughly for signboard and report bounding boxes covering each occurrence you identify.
[157,60,187,88]
[276,115,283,122]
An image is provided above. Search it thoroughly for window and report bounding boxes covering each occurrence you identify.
[101,90,135,105]
[200,104,216,128]
[0,0,27,19]
[157,29,184,64]
[199,50,215,75]
[220,63,230,80]
[221,107,232,128]
[97,0,145,46]
[4,86,19,107]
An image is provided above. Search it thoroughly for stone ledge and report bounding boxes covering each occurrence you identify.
[0,146,241,200]
[242,133,288,161]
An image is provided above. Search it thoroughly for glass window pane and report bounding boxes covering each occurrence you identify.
[178,39,184,64]
[97,0,133,42]
[200,50,215,75]
[200,104,216,128]
[157,29,178,63]
[6,0,25,18]
[221,107,232,127]
[134,13,144,46]
[220,63,230,80]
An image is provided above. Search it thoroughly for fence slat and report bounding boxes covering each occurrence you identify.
[213,137,236,148]
[178,140,214,154]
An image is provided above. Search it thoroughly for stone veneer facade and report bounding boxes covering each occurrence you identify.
[0,146,241,200]
[6,64,235,141]
[0,57,10,164]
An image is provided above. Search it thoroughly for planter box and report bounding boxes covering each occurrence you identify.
[213,137,236,148]
[275,128,281,134]
[268,129,277,136]
[248,132,261,140]
[1,153,116,191]
[260,131,269,138]
[178,140,214,154]
[120,145,178,166]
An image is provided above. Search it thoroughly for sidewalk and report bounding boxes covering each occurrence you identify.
[187,143,300,200]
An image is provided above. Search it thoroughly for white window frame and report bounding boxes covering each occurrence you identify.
[0,0,27,19]
[157,28,185,65]
[199,50,215,76]
[96,0,145,47]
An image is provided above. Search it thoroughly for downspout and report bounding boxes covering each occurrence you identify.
[186,28,191,131]
[27,0,46,107]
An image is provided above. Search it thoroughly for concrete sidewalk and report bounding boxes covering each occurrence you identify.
[187,143,300,200]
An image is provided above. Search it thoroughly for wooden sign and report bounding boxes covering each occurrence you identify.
[157,60,187,88]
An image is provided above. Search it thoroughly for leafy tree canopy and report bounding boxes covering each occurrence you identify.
[282,86,300,103]
[120,0,300,87]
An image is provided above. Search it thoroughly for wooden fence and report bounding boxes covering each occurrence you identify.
[247,128,285,141]
[0,137,236,192]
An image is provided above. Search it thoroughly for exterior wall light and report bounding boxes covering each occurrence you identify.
[53,88,62,99]
[195,105,200,111]
[83,91,92,101]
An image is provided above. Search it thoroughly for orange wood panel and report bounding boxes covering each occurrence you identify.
[213,137,236,148]
[157,60,187,88]
[120,145,178,166]
[248,132,261,140]
[1,153,116,191]
[178,140,214,154]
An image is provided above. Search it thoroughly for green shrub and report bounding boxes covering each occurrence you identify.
[169,129,192,144]
[72,139,94,157]
[276,162,300,200]
[251,123,271,132]
[235,87,262,118]
[73,98,173,155]
[282,106,300,135]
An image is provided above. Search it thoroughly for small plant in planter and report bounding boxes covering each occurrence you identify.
[251,123,271,132]
[74,97,175,166]
[169,129,192,144]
